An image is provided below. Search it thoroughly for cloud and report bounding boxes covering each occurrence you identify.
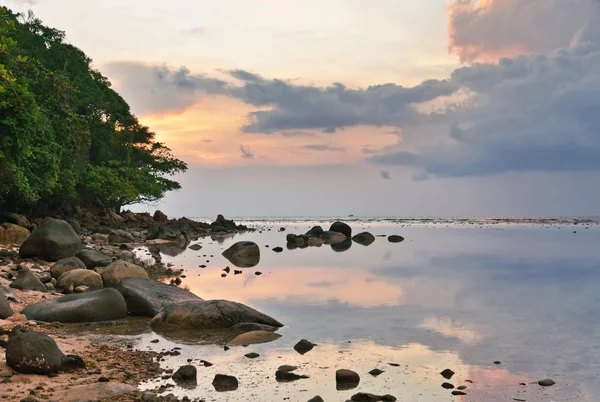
[303,144,345,152]
[447,0,594,63]
[184,27,207,36]
[239,145,254,159]
[379,170,392,180]
[361,146,380,154]
[279,130,316,137]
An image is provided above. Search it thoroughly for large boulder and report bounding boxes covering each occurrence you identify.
[50,257,87,279]
[222,241,260,268]
[147,224,183,241]
[330,221,352,237]
[56,269,103,291]
[6,329,85,374]
[100,260,148,287]
[21,288,128,323]
[65,219,82,235]
[150,299,283,330]
[0,212,30,228]
[352,232,375,246]
[18,218,82,261]
[304,226,324,238]
[0,294,13,319]
[153,210,168,222]
[108,230,135,244]
[9,269,46,292]
[0,223,30,245]
[114,277,202,317]
[76,249,112,268]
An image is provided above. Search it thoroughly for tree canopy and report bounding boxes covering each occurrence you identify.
[0,8,187,215]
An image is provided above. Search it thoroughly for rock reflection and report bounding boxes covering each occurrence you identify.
[331,237,352,252]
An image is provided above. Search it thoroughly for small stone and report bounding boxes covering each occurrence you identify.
[336,369,360,390]
[151,339,159,343]
[245,352,260,359]
[172,365,197,383]
[224,267,230,273]
[538,378,555,387]
[494,361,501,365]
[278,365,297,372]
[212,374,238,392]
[255,271,262,276]
[440,368,455,379]
[442,382,455,389]
[272,247,283,253]
[457,385,467,390]
[307,397,324,402]
[221,273,227,278]
[451,391,467,396]
[369,368,384,376]
[294,339,316,355]
[97,376,109,382]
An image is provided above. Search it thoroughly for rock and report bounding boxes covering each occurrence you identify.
[74,285,90,293]
[456,385,467,390]
[272,247,283,253]
[336,369,360,390]
[331,238,352,252]
[0,294,13,319]
[114,277,202,317]
[352,232,375,246]
[294,339,316,355]
[441,382,454,389]
[369,368,384,376]
[50,257,87,279]
[232,322,278,332]
[0,223,30,245]
[0,285,15,299]
[76,249,112,269]
[100,260,148,287]
[188,244,202,251]
[150,299,283,330]
[108,230,135,244]
[440,369,455,379]
[388,235,404,243]
[172,365,197,383]
[44,283,55,291]
[91,233,108,243]
[245,352,260,359]
[57,269,103,291]
[10,269,46,292]
[305,226,324,238]
[307,397,325,402]
[451,391,467,396]
[276,370,310,381]
[350,393,397,402]
[222,241,260,268]
[538,378,555,386]
[52,382,137,402]
[330,221,352,237]
[321,231,347,244]
[229,330,282,346]
[211,215,238,230]
[212,374,239,391]
[65,219,82,235]
[21,288,128,322]
[147,224,183,241]
[19,218,81,261]
[286,234,298,243]
[153,210,168,222]
[38,272,52,284]
[0,212,29,228]
[6,329,84,374]
[278,365,297,372]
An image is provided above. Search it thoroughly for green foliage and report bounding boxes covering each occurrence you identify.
[0,7,187,214]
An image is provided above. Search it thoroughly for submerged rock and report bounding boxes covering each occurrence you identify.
[19,218,81,261]
[10,269,46,292]
[150,299,283,330]
[114,277,202,317]
[222,241,260,268]
[352,232,375,246]
[100,260,148,287]
[321,231,347,244]
[229,330,282,346]
[22,288,128,323]
[331,237,352,252]
[276,369,309,382]
[50,257,87,279]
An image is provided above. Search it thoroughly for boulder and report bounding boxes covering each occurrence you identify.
[108,230,135,244]
[57,269,103,291]
[100,261,148,287]
[0,212,30,228]
[304,226,324,238]
[150,299,283,330]
[294,339,316,355]
[212,374,238,392]
[6,329,85,374]
[18,218,81,261]
[321,231,347,244]
[336,369,360,390]
[188,244,202,251]
[153,210,168,222]
[9,269,46,292]
[0,223,30,245]
[76,249,112,268]
[331,237,352,252]
[21,288,128,323]
[0,294,13,319]
[147,224,183,241]
[0,285,15,299]
[352,232,375,246]
[65,219,82,235]
[222,241,260,268]
[114,277,202,317]
[211,215,238,230]
[91,233,108,243]
[229,330,281,346]
[388,235,405,243]
[172,365,197,383]
[50,257,87,279]
[330,221,352,237]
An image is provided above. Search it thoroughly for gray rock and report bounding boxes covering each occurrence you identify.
[108,230,135,244]
[76,249,112,269]
[352,232,375,246]
[0,285,16,299]
[336,369,360,390]
[147,224,182,241]
[100,260,148,287]
[150,299,283,330]
[278,365,298,372]
[294,339,316,355]
[38,272,52,284]
[222,241,260,268]
[9,269,46,292]
[0,294,13,319]
[212,374,238,392]
[305,226,324,238]
[19,218,81,261]
[388,235,405,243]
[65,219,82,235]
[350,393,396,402]
[330,221,352,237]
[44,283,55,292]
[57,269,103,291]
[538,378,555,386]
[172,365,197,383]
[114,277,202,317]
[21,288,128,323]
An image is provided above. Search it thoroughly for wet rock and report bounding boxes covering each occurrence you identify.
[22,288,128,322]
[369,368,384,376]
[188,244,202,251]
[222,241,260,268]
[0,294,13,319]
[276,369,310,381]
[451,391,467,396]
[212,374,238,392]
[350,393,397,402]
[245,352,260,359]
[147,224,183,241]
[294,339,316,355]
[76,249,112,269]
[331,237,352,252]
[352,232,375,246]
[172,365,197,383]
[441,382,455,389]
[388,235,405,243]
[440,368,455,379]
[278,365,297,372]
[538,378,555,386]
[19,218,82,261]
[321,231,347,244]
[114,277,202,317]
[456,385,467,390]
[108,230,135,244]
[229,330,282,346]
[336,369,360,390]
[272,247,283,253]
[10,269,46,292]
[493,360,501,365]
[286,234,298,243]
[255,271,262,276]
[305,226,324,238]
[56,269,100,290]
[232,322,278,332]
[330,221,352,237]
[100,260,148,287]
[150,299,283,330]
[0,223,30,245]
[307,398,324,402]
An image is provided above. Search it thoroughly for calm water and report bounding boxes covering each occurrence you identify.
[82,218,600,401]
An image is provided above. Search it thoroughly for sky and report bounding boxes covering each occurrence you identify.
[8,0,600,217]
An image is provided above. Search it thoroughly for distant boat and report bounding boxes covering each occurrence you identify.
[348,214,354,217]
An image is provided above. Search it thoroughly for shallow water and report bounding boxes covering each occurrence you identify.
[78,218,600,401]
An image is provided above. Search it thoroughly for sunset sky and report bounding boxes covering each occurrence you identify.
[9,0,600,216]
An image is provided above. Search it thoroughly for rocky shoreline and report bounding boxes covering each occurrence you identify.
[0,210,261,402]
